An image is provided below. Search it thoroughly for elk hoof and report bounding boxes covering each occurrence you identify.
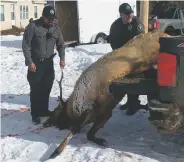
[88,137,108,147]
[49,149,60,159]
[96,138,108,147]
[43,119,54,128]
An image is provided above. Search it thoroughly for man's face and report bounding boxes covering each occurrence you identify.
[120,12,134,24]
[43,16,54,26]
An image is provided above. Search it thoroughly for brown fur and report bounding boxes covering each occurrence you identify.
[43,31,170,159]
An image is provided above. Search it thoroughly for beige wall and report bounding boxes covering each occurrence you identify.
[0,2,12,30]
[0,0,45,31]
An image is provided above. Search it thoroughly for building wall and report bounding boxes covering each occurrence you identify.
[15,1,45,29]
[0,0,46,31]
[0,2,12,30]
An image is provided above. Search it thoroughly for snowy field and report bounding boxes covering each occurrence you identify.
[1,35,184,162]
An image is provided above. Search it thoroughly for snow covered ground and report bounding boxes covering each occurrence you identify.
[1,35,184,162]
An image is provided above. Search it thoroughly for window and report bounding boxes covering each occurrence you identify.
[26,6,28,19]
[11,4,15,20]
[34,6,38,18]
[182,10,184,33]
[156,8,176,19]
[0,5,5,21]
[23,6,25,19]
[20,5,22,19]
[182,10,184,18]
[20,5,29,19]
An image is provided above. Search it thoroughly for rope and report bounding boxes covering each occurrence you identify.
[1,126,45,138]
[1,107,45,138]
[1,110,17,118]
[61,5,76,30]
[1,107,30,118]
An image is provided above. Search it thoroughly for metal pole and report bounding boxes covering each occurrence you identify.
[140,1,143,20]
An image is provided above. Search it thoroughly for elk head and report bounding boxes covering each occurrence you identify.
[43,69,71,130]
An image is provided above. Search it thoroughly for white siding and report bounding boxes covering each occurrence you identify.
[0,0,46,30]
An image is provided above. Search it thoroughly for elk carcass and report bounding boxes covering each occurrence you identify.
[43,31,170,158]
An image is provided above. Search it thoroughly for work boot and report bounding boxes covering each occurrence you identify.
[120,104,139,116]
[120,102,148,116]
[32,116,41,125]
[125,105,140,115]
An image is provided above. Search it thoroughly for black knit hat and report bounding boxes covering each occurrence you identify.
[119,3,134,15]
[42,5,56,20]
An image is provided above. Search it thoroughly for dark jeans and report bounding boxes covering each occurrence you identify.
[124,69,157,106]
[27,58,55,117]
[126,94,140,105]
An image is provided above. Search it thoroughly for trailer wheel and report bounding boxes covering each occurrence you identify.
[94,33,107,44]
[165,26,177,36]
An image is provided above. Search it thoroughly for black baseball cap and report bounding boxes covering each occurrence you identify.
[42,5,56,20]
[119,3,134,15]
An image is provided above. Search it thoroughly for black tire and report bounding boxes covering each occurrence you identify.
[165,26,177,36]
[94,33,107,44]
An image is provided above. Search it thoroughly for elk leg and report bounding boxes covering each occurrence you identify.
[87,110,112,147]
[72,109,94,133]
[49,109,94,159]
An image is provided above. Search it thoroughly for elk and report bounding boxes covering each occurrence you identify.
[43,31,170,159]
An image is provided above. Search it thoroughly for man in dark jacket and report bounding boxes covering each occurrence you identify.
[108,3,146,115]
[22,5,65,124]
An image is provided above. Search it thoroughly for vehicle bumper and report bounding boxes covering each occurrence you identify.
[109,70,158,98]
[148,99,172,112]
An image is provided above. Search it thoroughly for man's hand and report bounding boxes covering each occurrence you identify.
[28,63,36,72]
[152,64,158,70]
[60,60,65,68]
[105,35,110,43]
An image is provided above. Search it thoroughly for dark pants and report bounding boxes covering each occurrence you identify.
[126,94,140,105]
[125,69,157,105]
[27,58,55,117]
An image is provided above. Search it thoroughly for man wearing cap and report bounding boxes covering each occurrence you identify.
[22,5,65,124]
[108,3,146,115]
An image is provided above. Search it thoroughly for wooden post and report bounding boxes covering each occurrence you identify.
[140,0,149,33]
[140,1,143,21]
